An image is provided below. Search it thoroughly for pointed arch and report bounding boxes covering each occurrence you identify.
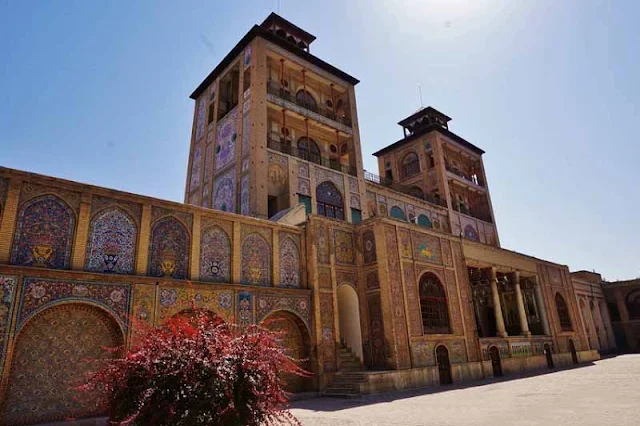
[241,233,271,286]
[200,226,231,283]
[279,236,300,288]
[464,224,479,241]
[389,205,407,222]
[417,214,433,228]
[400,151,420,179]
[295,89,318,111]
[10,194,76,269]
[419,272,451,334]
[298,137,321,163]
[316,181,344,220]
[148,217,190,279]
[555,293,573,331]
[85,207,137,274]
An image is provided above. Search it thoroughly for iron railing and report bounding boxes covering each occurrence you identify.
[267,137,357,177]
[445,164,485,187]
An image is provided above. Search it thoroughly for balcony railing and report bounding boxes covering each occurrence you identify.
[267,81,352,128]
[453,204,493,224]
[267,136,357,176]
[364,171,448,208]
[445,164,485,187]
[401,160,421,180]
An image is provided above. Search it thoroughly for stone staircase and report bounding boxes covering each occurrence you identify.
[323,344,366,397]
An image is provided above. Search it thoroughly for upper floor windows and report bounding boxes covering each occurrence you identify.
[295,90,317,112]
[400,152,420,180]
[316,181,344,220]
[555,293,573,331]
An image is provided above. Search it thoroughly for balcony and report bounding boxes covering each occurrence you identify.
[267,136,357,176]
[445,164,485,188]
[401,160,421,180]
[267,81,352,134]
[453,203,493,224]
[364,171,448,209]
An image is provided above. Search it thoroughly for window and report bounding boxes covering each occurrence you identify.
[351,208,362,224]
[316,181,344,220]
[419,273,451,334]
[389,206,407,221]
[298,195,312,216]
[626,290,640,320]
[295,90,317,111]
[400,152,420,179]
[298,137,321,164]
[217,68,240,120]
[555,293,573,331]
[417,214,432,228]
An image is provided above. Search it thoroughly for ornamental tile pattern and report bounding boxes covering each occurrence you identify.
[315,168,344,191]
[242,109,251,157]
[148,217,190,279]
[199,226,231,283]
[316,224,330,264]
[2,303,123,426]
[319,292,336,372]
[237,291,253,327]
[350,194,361,209]
[157,286,234,324]
[349,177,358,193]
[195,96,207,140]
[190,143,202,190]
[0,275,17,374]
[255,293,311,329]
[215,107,238,172]
[213,168,236,213]
[333,230,355,265]
[464,224,479,241]
[17,277,130,331]
[19,182,81,212]
[10,195,76,269]
[241,233,271,286]
[131,284,154,342]
[150,207,193,230]
[362,229,377,264]
[204,143,214,181]
[90,195,142,223]
[367,292,386,369]
[279,235,300,288]
[240,174,249,215]
[85,207,137,275]
[297,178,310,196]
[298,161,309,178]
[411,231,442,264]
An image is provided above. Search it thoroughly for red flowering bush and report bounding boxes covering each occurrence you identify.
[80,310,309,426]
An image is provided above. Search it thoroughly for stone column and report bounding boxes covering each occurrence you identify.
[513,272,531,337]
[489,267,507,337]
[534,276,551,336]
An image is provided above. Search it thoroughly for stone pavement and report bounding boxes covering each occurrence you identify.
[290,355,640,426]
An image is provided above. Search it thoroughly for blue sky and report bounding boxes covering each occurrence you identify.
[1,0,638,280]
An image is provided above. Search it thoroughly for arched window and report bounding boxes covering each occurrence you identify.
[400,152,420,179]
[555,293,572,331]
[408,186,424,199]
[316,181,344,220]
[626,290,640,320]
[295,90,317,111]
[417,214,433,228]
[297,137,321,164]
[389,206,407,221]
[419,273,451,334]
[464,225,479,241]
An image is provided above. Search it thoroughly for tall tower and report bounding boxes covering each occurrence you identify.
[371,107,500,246]
[185,13,366,224]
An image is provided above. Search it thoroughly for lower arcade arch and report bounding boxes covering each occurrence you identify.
[1,303,124,426]
[337,283,363,361]
[262,310,312,392]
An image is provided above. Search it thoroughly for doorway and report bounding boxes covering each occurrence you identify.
[337,284,363,361]
[544,343,554,369]
[489,346,503,377]
[569,339,578,364]
[436,345,453,385]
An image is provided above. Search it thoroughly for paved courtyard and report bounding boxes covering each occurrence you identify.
[290,355,640,426]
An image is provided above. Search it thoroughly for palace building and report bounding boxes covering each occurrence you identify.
[0,13,616,425]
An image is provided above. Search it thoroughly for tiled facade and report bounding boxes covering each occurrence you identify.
[0,13,615,424]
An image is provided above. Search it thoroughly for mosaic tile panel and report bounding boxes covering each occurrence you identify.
[268,152,288,187]
[441,239,453,266]
[315,168,344,191]
[213,168,236,213]
[19,182,81,212]
[85,207,137,275]
[464,224,479,241]
[411,231,442,264]
[151,206,193,230]
[190,143,202,190]
[316,224,330,264]
[148,217,190,279]
[319,292,336,372]
[0,275,17,374]
[215,106,238,172]
[384,225,411,368]
[403,263,422,336]
[200,226,231,283]
[452,240,478,360]
[237,292,253,327]
[11,195,76,269]
[398,228,412,258]
[410,340,435,367]
[334,229,355,265]
[240,174,249,215]
[241,233,271,286]
[90,195,142,223]
[297,178,311,196]
[350,194,361,209]
[336,270,357,290]
[279,235,301,288]
[298,161,309,178]
[156,286,234,324]
[362,229,377,264]
[195,96,207,140]
[2,303,123,426]
[318,267,332,290]
[18,277,130,331]
[202,183,210,208]
[131,284,154,343]
[349,177,358,193]
[255,293,310,328]
[445,269,464,335]
[366,270,380,290]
